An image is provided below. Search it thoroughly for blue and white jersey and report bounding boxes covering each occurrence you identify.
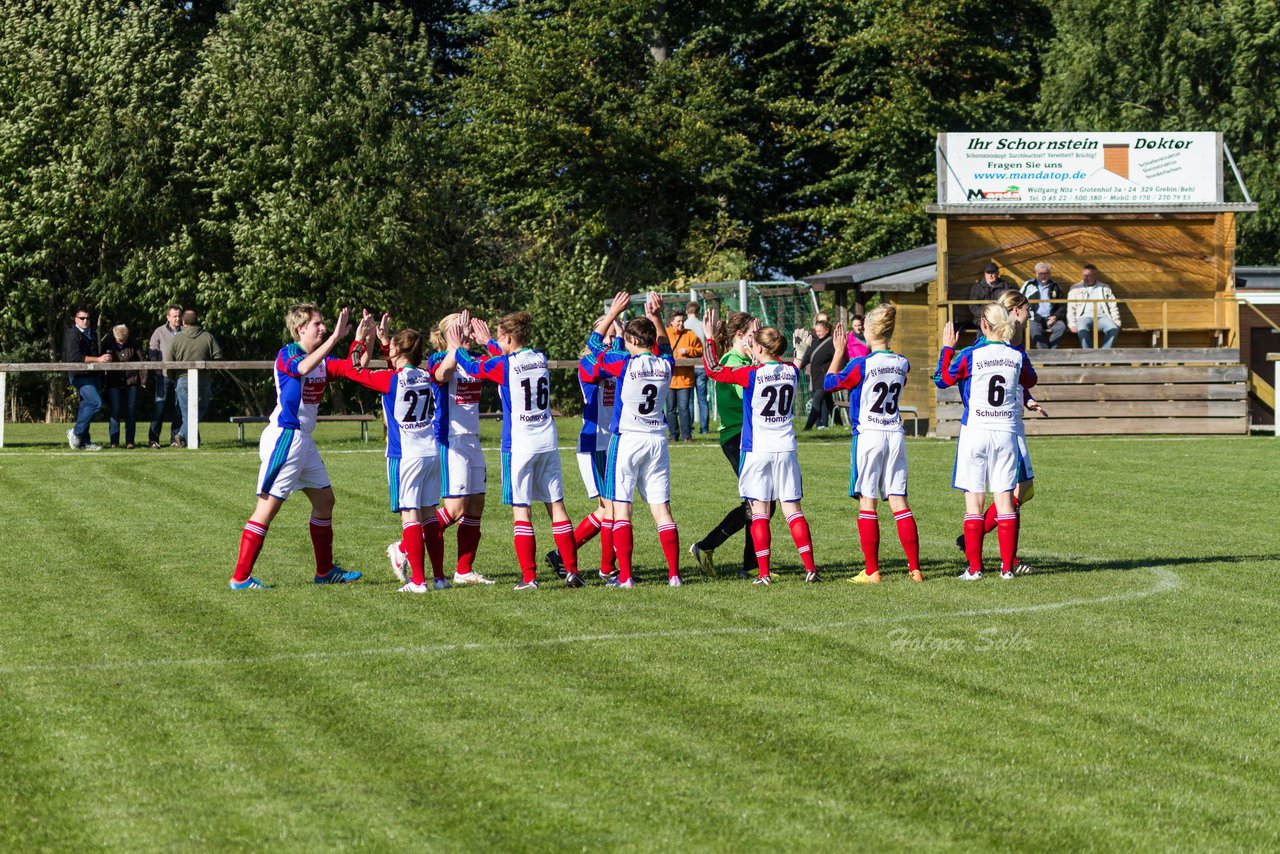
[934,341,1037,432]
[383,366,439,459]
[427,349,485,445]
[457,346,558,453]
[577,332,618,453]
[268,342,360,434]
[825,350,911,435]
[581,345,674,435]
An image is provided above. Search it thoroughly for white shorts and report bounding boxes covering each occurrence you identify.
[388,454,441,512]
[440,434,486,497]
[739,450,803,503]
[501,449,564,506]
[257,426,329,499]
[604,433,670,504]
[577,450,607,499]
[953,426,1019,493]
[851,430,908,499]
[1015,429,1034,481]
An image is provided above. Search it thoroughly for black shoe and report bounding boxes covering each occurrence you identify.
[955,533,966,553]
[737,569,752,580]
[546,549,567,580]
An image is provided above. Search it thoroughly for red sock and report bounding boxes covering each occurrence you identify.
[750,515,771,577]
[552,520,578,576]
[984,496,1019,533]
[613,520,634,582]
[997,512,1019,572]
[402,521,426,585]
[309,516,333,576]
[573,512,602,548]
[599,519,616,575]
[786,512,816,572]
[857,511,880,574]
[233,520,267,582]
[658,523,680,578]
[963,514,984,574]
[456,515,482,574]
[422,515,444,580]
[893,508,920,571]
[513,521,536,583]
[437,506,457,530]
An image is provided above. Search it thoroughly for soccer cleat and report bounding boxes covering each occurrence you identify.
[315,566,362,584]
[387,542,408,583]
[688,542,716,577]
[752,575,771,586]
[432,577,452,590]
[908,569,924,583]
[66,429,81,450]
[564,572,585,588]
[546,549,567,580]
[736,569,752,580]
[850,570,881,584]
[513,579,539,590]
[398,582,429,593]
[599,570,619,583]
[1012,562,1034,575]
[955,533,966,553]
[668,575,683,587]
[454,570,495,585]
[999,570,1015,580]
[805,570,822,583]
[606,577,635,588]
[228,576,269,590]
[957,569,982,581]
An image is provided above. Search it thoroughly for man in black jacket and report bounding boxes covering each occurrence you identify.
[1020,261,1068,349]
[966,262,1012,331]
[63,307,111,450]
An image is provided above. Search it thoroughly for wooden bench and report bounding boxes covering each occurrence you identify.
[230,414,377,446]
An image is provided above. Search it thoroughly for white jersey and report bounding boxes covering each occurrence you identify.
[588,349,674,436]
[461,347,558,454]
[384,366,438,459]
[850,352,910,434]
[960,343,1032,433]
[740,362,799,453]
[429,350,484,442]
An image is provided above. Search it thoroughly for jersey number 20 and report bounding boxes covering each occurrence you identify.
[760,385,794,417]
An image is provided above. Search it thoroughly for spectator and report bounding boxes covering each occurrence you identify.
[148,304,183,448]
[684,301,711,435]
[966,262,1012,330]
[62,307,110,450]
[168,309,223,447]
[1020,262,1068,349]
[665,311,702,442]
[103,324,147,449]
[845,314,871,361]
[798,320,837,430]
[1067,263,1122,348]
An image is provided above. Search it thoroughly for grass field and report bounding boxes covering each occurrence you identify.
[1,420,1278,851]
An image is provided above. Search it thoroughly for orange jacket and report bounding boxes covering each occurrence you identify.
[666,327,703,389]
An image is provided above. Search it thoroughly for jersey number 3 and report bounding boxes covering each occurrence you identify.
[637,383,659,415]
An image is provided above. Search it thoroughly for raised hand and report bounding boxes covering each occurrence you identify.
[608,291,630,318]
[333,306,352,339]
[377,312,391,344]
[832,322,847,352]
[942,321,958,349]
[705,305,719,337]
[354,310,373,343]
[471,316,491,344]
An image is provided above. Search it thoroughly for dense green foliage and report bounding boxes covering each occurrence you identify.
[1,0,1277,414]
[1,428,1278,848]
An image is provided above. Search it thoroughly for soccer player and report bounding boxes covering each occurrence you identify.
[702,311,819,585]
[825,305,922,583]
[580,291,683,587]
[934,303,1038,580]
[688,309,763,579]
[454,311,581,590]
[386,311,497,585]
[229,303,364,589]
[547,313,624,582]
[345,317,469,592]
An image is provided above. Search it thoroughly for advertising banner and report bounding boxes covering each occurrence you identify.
[938,132,1221,206]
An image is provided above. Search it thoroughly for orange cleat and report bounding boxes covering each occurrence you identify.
[908,569,924,583]
[849,570,881,584]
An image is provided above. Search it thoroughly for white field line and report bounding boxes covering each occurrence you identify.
[0,568,1179,678]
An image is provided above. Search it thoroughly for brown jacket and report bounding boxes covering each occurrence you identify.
[665,327,703,390]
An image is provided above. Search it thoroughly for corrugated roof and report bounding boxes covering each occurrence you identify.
[804,243,937,291]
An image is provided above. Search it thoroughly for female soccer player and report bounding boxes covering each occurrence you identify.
[547,312,625,581]
[229,304,363,589]
[386,311,497,585]
[825,304,922,583]
[934,303,1038,580]
[580,292,683,587]
[347,319,468,591]
[455,311,581,590]
[703,317,819,585]
[688,309,762,579]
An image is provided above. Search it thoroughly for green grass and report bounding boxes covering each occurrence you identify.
[1,421,1279,850]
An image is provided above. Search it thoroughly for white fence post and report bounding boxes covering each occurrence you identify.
[187,367,200,449]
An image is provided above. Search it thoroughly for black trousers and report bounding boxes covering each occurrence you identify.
[696,434,761,572]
